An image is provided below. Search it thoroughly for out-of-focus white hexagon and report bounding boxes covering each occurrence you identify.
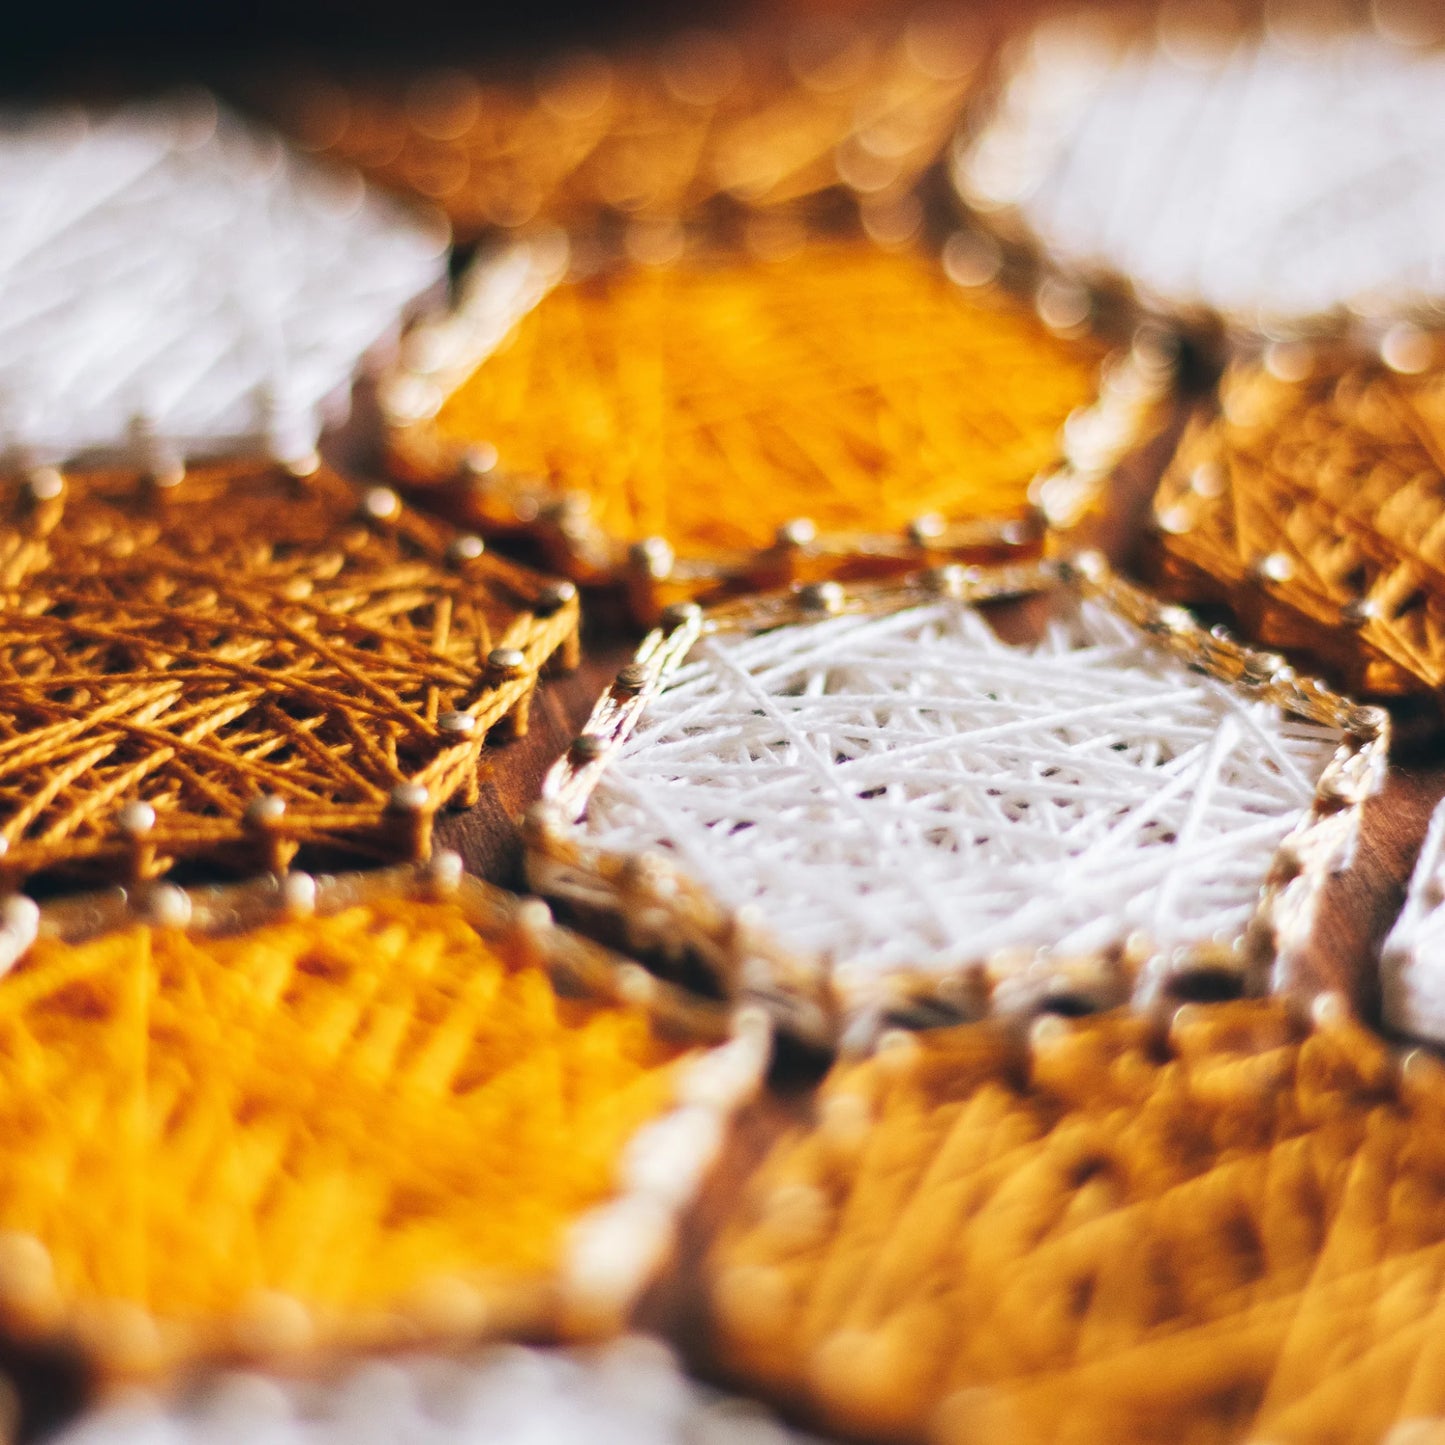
[0,92,448,469]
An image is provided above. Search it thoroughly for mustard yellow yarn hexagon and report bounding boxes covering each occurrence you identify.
[435,245,1107,556]
[0,897,684,1332]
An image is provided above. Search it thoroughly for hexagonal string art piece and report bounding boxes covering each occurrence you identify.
[0,95,447,471]
[262,13,978,241]
[707,999,1445,1445]
[953,9,1445,343]
[528,561,1386,1035]
[1149,349,1445,699]
[386,236,1169,621]
[0,460,579,885]
[0,865,766,1381]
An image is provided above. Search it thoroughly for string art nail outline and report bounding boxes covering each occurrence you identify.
[705,996,1445,1445]
[0,458,580,885]
[381,228,1175,624]
[54,1335,826,1444]
[1148,346,1445,700]
[0,94,448,472]
[259,11,980,243]
[0,858,768,1381]
[951,6,1445,354]
[525,556,1387,1040]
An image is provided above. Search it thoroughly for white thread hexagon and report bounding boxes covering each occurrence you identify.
[956,18,1445,333]
[574,597,1345,1003]
[0,94,447,468]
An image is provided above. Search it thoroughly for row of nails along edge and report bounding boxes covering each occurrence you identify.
[0,458,585,883]
[522,553,1390,1054]
[376,144,1183,626]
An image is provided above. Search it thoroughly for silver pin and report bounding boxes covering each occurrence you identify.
[25,467,63,503]
[660,601,703,629]
[570,735,608,765]
[774,518,817,549]
[244,795,287,828]
[629,536,676,580]
[280,871,317,917]
[613,663,650,695]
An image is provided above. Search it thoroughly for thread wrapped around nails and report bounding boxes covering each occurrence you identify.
[424,243,1106,561]
[1150,351,1445,697]
[0,458,578,883]
[0,94,446,467]
[569,590,1344,1004]
[955,11,1445,336]
[0,890,718,1377]
[710,999,1445,1445]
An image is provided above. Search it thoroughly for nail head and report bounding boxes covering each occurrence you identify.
[437,709,477,735]
[117,801,157,838]
[533,580,577,615]
[388,782,431,813]
[570,734,608,764]
[362,486,401,522]
[486,646,529,679]
[445,534,486,566]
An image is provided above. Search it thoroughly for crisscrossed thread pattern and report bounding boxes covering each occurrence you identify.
[0,897,687,1360]
[0,96,445,466]
[433,245,1105,556]
[578,599,1340,984]
[963,22,1445,326]
[0,461,577,880]
[710,1001,1445,1445]
[1152,357,1445,693]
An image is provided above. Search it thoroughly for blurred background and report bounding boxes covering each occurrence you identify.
[2,0,849,82]
[0,0,1084,99]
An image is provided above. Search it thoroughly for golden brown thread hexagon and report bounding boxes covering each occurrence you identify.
[0,460,579,884]
[708,1000,1445,1445]
[1149,349,1445,699]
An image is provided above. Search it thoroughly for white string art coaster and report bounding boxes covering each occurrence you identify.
[0,93,448,471]
[1380,797,1445,1043]
[953,9,1445,346]
[55,1337,823,1445]
[528,559,1388,1036]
